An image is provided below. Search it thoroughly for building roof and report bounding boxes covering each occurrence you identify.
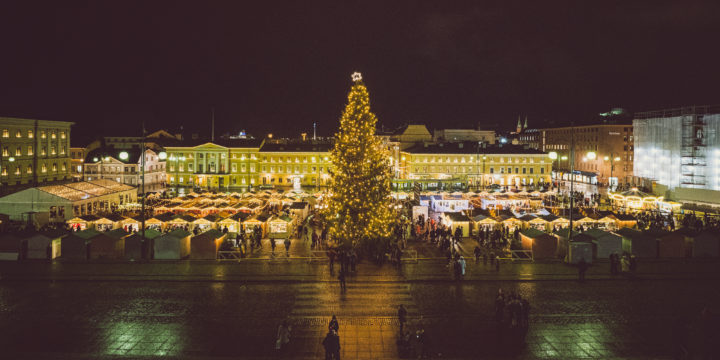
[163,138,264,148]
[37,180,135,202]
[445,212,471,222]
[259,142,332,153]
[520,228,546,239]
[404,142,546,155]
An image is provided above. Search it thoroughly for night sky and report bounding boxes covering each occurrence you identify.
[1,1,719,145]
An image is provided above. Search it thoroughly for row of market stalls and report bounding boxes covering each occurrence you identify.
[516,227,720,263]
[67,201,310,239]
[0,227,231,261]
[440,209,639,238]
[151,190,317,217]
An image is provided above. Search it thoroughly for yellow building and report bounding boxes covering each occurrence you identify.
[399,142,552,189]
[165,139,262,191]
[257,142,332,188]
[0,117,74,190]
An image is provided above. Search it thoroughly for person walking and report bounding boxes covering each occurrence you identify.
[322,330,340,360]
[578,257,588,282]
[270,238,276,255]
[458,255,466,279]
[276,319,291,351]
[398,304,407,334]
[495,255,501,272]
[329,315,340,333]
[474,246,481,263]
[338,269,347,293]
[284,238,291,257]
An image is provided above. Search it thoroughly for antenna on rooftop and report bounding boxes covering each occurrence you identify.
[313,122,317,140]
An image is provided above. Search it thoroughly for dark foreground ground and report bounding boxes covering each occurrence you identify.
[1,259,719,359]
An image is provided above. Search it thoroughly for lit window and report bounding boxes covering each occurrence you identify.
[15,147,21,156]
[14,167,20,175]
[2,129,8,138]
[51,132,56,139]
[27,146,33,156]
[41,147,47,156]
[60,146,66,155]
[51,146,56,155]
[2,147,9,156]
[41,131,46,139]
[28,130,33,138]
[62,163,67,171]
[52,163,58,172]
[27,166,32,174]
[1,168,6,176]
[15,130,22,138]
[41,164,47,173]
[61,132,66,139]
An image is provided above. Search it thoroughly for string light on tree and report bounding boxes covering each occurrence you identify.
[324,72,394,250]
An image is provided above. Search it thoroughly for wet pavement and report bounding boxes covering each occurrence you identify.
[1,259,720,359]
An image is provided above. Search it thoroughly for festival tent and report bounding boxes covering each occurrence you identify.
[154,229,191,260]
[24,232,52,259]
[658,231,686,258]
[66,216,96,231]
[444,212,472,237]
[574,217,597,230]
[268,215,294,239]
[595,216,618,230]
[60,234,88,260]
[519,228,545,250]
[243,214,269,237]
[583,229,627,258]
[0,233,22,260]
[190,229,226,260]
[692,230,720,257]
[95,214,126,232]
[192,214,218,233]
[144,216,166,231]
[88,233,124,259]
[517,214,537,229]
[288,201,309,220]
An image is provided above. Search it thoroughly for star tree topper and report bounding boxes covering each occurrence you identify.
[351,72,362,82]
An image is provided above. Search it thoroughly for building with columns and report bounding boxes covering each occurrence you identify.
[395,142,552,190]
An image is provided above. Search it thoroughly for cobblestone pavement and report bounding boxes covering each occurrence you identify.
[1,270,719,359]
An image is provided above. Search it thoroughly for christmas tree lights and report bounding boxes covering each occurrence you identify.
[324,72,394,248]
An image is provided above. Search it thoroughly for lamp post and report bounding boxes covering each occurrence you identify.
[603,154,622,191]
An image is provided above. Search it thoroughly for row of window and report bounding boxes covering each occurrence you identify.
[412,166,546,175]
[1,129,66,139]
[0,162,67,176]
[410,156,542,164]
[2,145,66,157]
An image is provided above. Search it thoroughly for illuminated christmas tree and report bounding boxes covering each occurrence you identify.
[325,72,394,249]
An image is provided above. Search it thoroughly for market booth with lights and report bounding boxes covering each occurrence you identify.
[190,229,226,260]
[609,188,663,211]
[268,215,295,239]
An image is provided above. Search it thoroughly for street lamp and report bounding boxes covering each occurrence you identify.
[603,154,622,190]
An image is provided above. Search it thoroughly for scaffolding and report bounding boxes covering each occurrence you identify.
[634,105,720,191]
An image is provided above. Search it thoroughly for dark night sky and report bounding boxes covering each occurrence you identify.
[1,1,720,145]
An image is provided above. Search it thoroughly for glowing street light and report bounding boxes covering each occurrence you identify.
[549,151,558,160]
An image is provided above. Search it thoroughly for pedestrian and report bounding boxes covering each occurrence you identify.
[495,256,500,272]
[458,255,466,278]
[329,315,339,333]
[629,254,637,275]
[276,319,291,351]
[338,269,346,293]
[398,304,407,334]
[322,330,340,360]
[284,237,291,257]
[270,238,277,255]
[328,250,335,273]
[474,246,481,263]
[578,257,588,282]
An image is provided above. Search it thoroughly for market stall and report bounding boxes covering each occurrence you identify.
[527,216,549,231]
[217,216,239,234]
[124,232,157,261]
[613,213,638,229]
[444,212,472,237]
[658,231,685,258]
[192,214,219,233]
[584,229,627,258]
[66,215,100,231]
[23,232,51,259]
[268,215,294,239]
[596,216,618,231]
[154,230,191,260]
[243,214,269,237]
[574,216,597,230]
[567,234,595,264]
[0,233,22,260]
[472,215,498,234]
[61,233,88,260]
[692,230,720,257]
[190,229,226,260]
[88,233,124,260]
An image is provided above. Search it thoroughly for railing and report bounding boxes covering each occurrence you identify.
[510,250,533,262]
[217,251,243,260]
[307,250,328,263]
[401,249,418,263]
